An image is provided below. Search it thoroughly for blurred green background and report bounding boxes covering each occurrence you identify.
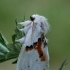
[0,0,70,70]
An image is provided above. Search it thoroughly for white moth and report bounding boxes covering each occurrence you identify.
[16,14,50,70]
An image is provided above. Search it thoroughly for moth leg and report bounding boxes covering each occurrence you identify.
[15,37,25,44]
[19,28,24,32]
[18,20,31,26]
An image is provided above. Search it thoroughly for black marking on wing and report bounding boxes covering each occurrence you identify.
[33,42,37,45]
[39,53,43,58]
[28,66,30,67]
[44,41,48,48]
[36,60,38,62]
[26,45,33,51]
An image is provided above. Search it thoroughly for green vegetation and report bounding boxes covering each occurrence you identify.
[0,19,21,63]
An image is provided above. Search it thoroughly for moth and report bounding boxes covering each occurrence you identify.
[16,14,50,70]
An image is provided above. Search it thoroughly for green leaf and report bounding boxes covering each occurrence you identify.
[0,32,9,46]
[15,18,18,26]
[12,34,17,43]
[59,59,68,70]
[0,43,21,63]
[0,43,10,52]
[22,14,26,22]
[0,52,4,55]
[15,27,23,39]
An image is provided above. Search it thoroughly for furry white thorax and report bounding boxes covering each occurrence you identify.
[18,14,50,46]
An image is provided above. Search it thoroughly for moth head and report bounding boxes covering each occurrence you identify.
[30,16,35,21]
[30,14,50,35]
